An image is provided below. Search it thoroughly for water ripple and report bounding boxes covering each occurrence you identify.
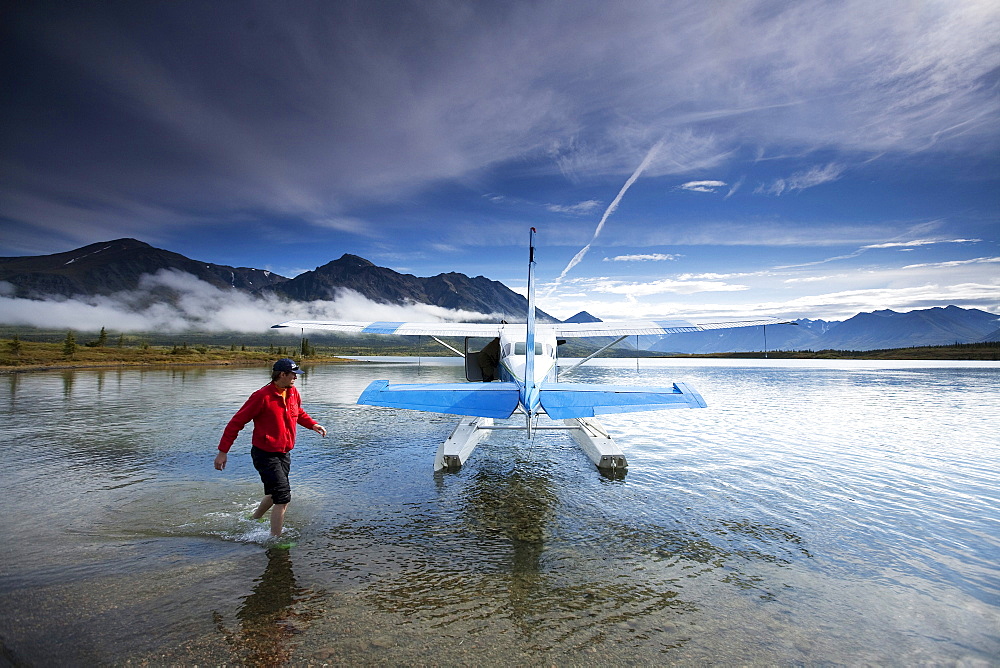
[1,361,998,664]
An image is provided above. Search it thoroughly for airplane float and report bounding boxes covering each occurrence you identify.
[273,228,790,474]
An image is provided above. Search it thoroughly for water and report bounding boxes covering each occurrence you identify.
[1,359,998,665]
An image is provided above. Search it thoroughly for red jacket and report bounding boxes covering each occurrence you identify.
[218,383,318,454]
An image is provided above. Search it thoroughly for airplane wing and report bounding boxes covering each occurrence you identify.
[272,320,506,336]
[552,317,794,337]
[358,380,521,419]
[273,317,792,338]
[539,381,706,419]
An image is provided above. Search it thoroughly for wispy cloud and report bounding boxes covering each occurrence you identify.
[724,176,744,199]
[776,236,982,269]
[546,200,602,215]
[592,277,750,297]
[1,0,997,323]
[604,253,681,262]
[625,222,908,248]
[549,140,664,291]
[679,180,727,193]
[863,238,981,250]
[677,271,759,281]
[312,216,374,234]
[542,276,1000,322]
[902,256,1000,269]
[5,1,995,248]
[783,274,844,283]
[756,163,846,196]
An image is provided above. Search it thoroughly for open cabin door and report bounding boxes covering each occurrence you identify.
[464,337,485,381]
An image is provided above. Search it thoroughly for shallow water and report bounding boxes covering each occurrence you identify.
[1,359,998,665]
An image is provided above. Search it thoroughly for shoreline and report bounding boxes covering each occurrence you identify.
[3,339,996,373]
[0,357,355,374]
[5,354,997,374]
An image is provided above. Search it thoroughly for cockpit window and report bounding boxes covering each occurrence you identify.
[513,341,544,355]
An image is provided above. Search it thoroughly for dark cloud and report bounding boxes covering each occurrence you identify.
[1,1,996,322]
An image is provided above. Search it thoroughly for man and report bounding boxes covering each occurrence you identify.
[215,358,327,538]
[477,337,501,382]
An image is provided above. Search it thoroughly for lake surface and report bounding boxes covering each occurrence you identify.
[1,359,998,665]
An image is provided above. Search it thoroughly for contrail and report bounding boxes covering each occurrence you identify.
[548,140,663,294]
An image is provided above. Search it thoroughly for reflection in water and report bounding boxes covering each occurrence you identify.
[598,465,628,481]
[61,370,74,399]
[464,462,554,636]
[358,461,701,652]
[464,461,557,544]
[5,372,17,404]
[354,457,819,652]
[214,549,320,667]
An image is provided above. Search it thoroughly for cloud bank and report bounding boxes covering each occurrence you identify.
[0,270,492,333]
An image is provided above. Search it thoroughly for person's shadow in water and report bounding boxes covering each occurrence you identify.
[214,548,321,666]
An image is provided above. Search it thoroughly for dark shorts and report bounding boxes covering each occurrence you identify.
[250,447,291,505]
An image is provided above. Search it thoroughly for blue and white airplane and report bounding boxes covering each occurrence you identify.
[273,228,790,473]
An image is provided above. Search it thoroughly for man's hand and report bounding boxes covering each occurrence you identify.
[313,424,328,437]
[214,451,227,471]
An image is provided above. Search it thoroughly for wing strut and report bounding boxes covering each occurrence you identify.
[431,336,464,357]
[559,335,629,379]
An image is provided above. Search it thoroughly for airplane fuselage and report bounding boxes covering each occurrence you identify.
[494,326,559,416]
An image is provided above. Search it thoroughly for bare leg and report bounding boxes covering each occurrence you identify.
[252,495,274,520]
[269,503,288,537]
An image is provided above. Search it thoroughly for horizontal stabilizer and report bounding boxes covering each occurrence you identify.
[358,380,520,419]
[539,381,706,419]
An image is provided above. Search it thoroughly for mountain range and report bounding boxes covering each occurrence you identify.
[645,307,999,354]
[0,238,288,296]
[0,238,556,323]
[1,238,996,351]
[260,252,558,321]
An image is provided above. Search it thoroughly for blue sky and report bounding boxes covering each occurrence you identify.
[2,0,998,325]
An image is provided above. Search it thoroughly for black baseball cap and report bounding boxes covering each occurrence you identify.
[273,358,304,374]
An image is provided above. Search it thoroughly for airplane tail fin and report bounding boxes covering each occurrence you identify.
[358,380,520,419]
[538,381,706,419]
[525,227,537,401]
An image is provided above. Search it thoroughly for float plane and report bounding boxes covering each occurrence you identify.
[273,229,790,473]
